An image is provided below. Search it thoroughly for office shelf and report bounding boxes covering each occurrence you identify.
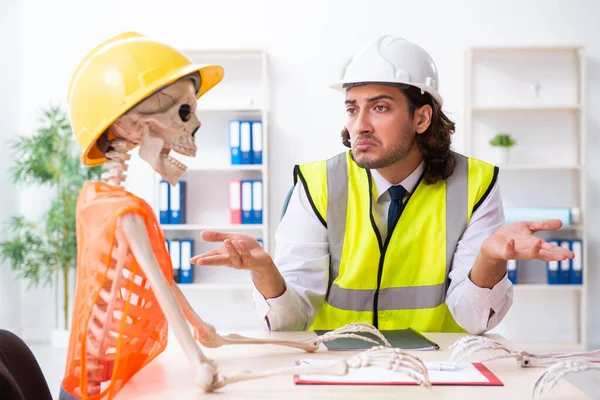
[150,48,271,288]
[465,45,587,348]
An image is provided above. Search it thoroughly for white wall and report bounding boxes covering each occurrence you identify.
[0,0,22,334]
[16,0,600,345]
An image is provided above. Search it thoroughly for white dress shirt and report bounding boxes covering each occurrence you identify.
[252,160,513,335]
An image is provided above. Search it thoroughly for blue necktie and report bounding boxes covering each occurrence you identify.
[387,185,407,236]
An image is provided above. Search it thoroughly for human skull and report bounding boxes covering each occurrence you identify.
[108,74,200,185]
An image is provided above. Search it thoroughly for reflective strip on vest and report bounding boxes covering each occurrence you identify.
[325,154,348,291]
[326,152,469,311]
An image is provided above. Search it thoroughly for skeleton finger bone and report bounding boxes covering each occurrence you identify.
[450,336,600,368]
[315,322,392,348]
[346,346,430,386]
[449,336,524,365]
[211,346,430,391]
[532,360,600,399]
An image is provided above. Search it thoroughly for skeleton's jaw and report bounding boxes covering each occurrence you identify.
[153,152,188,186]
[138,132,191,186]
[153,140,197,186]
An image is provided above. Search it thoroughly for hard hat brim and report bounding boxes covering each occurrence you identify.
[329,81,346,93]
[81,63,224,166]
[329,80,444,107]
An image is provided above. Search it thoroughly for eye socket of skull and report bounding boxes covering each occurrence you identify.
[179,104,192,122]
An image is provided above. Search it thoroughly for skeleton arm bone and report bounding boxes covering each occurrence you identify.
[121,217,426,391]
[212,346,431,390]
[120,213,217,390]
[449,336,600,367]
[172,283,386,352]
[521,350,600,367]
[120,229,425,392]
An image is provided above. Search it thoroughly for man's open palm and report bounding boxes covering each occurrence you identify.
[482,219,575,262]
[189,231,274,271]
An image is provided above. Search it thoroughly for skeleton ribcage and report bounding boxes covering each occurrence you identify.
[70,227,167,398]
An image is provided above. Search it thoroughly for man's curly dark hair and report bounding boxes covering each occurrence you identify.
[341,85,456,185]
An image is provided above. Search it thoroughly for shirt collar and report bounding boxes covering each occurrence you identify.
[370,161,425,202]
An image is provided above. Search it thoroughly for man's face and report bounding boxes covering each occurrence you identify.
[345,84,417,169]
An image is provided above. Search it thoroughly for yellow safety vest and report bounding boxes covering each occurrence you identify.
[293,151,497,332]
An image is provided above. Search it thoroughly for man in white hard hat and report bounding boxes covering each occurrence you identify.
[192,36,574,334]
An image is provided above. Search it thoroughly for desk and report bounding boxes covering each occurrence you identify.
[115,331,590,399]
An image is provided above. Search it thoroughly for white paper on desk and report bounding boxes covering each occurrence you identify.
[295,360,500,385]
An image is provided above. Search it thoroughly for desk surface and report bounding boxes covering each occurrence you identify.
[115,331,590,399]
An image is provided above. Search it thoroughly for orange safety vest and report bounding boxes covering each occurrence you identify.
[61,181,173,400]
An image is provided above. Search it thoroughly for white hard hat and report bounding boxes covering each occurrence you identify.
[331,36,443,106]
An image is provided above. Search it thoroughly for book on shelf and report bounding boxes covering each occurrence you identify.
[229,119,263,165]
[158,180,186,225]
[166,238,194,284]
[547,239,582,285]
[231,179,263,225]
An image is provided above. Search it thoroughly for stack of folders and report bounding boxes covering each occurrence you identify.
[159,180,186,224]
[229,179,263,224]
[506,240,583,285]
[165,238,194,284]
[229,120,263,165]
[547,239,583,285]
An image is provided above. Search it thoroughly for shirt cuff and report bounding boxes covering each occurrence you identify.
[465,271,513,313]
[252,282,304,331]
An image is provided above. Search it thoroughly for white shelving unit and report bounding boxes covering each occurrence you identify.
[121,49,270,330]
[155,48,270,296]
[464,46,587,350]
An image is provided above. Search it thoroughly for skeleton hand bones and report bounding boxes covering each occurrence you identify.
[532,360,600,399]
[448,336,600,399]
[191,317,391,353]
[212,345,431,391]
[449,336,600,367]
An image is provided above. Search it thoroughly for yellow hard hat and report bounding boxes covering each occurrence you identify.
[67,31,224,166]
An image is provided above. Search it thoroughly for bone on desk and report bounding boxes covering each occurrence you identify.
[115,331,590,400]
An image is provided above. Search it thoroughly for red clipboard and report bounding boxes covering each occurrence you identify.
[294,361,503,386]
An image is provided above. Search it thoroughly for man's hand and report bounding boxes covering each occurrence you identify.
[191,231,274,271]
[190,231,286,299]
[481,219,574,262]
[470,219,575,289]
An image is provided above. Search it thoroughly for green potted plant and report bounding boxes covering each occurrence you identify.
[489,132,516,165]
[0,105,102,346]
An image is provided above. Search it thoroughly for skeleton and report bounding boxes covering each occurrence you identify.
[532,360,600,399]
[213,346,431,390]
[448,336,600,398]
[70,74,431,397]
